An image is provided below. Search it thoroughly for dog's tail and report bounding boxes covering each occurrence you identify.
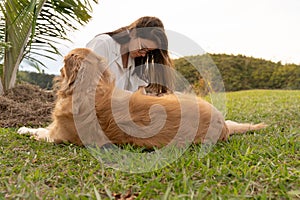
[225,120,268,135]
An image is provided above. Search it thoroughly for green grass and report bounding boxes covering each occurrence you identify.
[0,90,299,199]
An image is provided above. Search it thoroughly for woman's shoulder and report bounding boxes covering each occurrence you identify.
[88,34,113,44]
[93,33,112,40]
[86,34,116,49]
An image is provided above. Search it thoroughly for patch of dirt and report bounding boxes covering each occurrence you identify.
[0,83,55,128]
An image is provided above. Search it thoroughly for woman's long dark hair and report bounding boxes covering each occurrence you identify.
[103,16,174,94]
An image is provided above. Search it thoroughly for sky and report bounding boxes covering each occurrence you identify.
[22,0,300,74]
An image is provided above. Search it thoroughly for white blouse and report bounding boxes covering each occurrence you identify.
[86,34,147,92]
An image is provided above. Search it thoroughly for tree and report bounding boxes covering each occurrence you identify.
[0,0,98,95]
[174,53,300,92]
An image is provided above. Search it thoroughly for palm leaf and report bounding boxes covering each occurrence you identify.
[23,0,98,71]
[0,0,98,94]
[1,0,46,91]
[0,12,8,78]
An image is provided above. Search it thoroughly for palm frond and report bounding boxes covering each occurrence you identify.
[23,0,98,71]
[1,0,46,90]
[0,11,7,78]
[0,0,98,93]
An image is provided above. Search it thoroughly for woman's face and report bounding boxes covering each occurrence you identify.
[128,37,157,58]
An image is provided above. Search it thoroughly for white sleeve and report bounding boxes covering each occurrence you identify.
[86,34,111,59]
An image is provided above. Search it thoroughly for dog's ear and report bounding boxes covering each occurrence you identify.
[64,53,84,85]
[57,51,85,97]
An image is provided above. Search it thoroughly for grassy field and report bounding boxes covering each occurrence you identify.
[0,90,299,199]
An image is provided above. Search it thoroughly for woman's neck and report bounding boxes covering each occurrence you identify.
[120,43,129,55]
[120,43,129,68]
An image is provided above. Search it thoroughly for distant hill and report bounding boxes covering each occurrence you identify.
[17,54,300,94]
[17,71,56,90]
[174,53,300,95]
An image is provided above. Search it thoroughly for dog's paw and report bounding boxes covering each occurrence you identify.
[18,127,53,142]
[17,127,32,135]
[253,123,268,129]
[31,130,53,142]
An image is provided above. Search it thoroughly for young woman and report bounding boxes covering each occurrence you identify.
[86,16,175,95]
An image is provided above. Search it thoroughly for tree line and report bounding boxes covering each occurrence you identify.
[174,54,300,95]
[18,53,300,95]
[17,71,55,90]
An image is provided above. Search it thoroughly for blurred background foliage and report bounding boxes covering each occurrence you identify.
[19,53,300,95]
[174,53,300,95]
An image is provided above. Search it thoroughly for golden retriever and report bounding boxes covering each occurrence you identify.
[18,48,267,148]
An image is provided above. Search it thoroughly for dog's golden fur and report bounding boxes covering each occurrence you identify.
[18,48,267,148]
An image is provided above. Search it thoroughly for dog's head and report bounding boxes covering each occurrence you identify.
[61,48,90,82]
[55,48,111,98]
